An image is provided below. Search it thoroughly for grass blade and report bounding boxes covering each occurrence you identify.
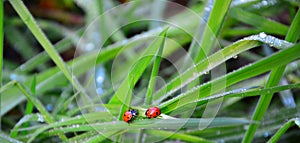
[159,43,300,113]
[15,82,68,142]
[146,130,214,143]
[48,117,253,133]
[8,0,90,104]
[229,8,289,35]
[195,0,232,63]
[242,9,300,143]
[145,28,167,105]
[153,33,292,104]
[267,118,300,143]
[108,28,169,120]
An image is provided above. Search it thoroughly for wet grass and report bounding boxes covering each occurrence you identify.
[1,0,300,142]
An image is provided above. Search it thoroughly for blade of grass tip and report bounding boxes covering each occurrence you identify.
[108,27,169,120]
[185,0,231,91]
[267,118,300,143]
[15,82,68,142]
[8,0,91,104]
[195,0,232,63]
[0,80,17,93]
[243,9,300,143]
[145,27,166,105]
[23,75,36,132]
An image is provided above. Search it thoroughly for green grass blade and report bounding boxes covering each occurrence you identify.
[15,82,68,142]
[242,9,300,143]
[23,75,37,131]
[153,34,292,104]
[4,26,38,60]
[0,4,202,116]
[195,0,232,63]
[0,133,23,143]
[195,83,300,105]
[8,0,89,103]
[229,8,289,35]
[108,28,168,120]
[145,28,167,105]
[267,118,300,143]
[10,114,41,137]
[25,76,36,115]
[146,130,214,143]
[47,117,253,133]
[159,43,300,113]
[85,130,125,143]
[14,35,75,73]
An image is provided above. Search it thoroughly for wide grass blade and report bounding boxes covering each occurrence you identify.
[47,117,253,133]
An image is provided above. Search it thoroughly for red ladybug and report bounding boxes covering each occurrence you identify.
[145,107,161,118]
[123,109,138,123]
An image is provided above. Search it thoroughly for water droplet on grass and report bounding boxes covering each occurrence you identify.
[37,114,44,122]
[259,32,267,38]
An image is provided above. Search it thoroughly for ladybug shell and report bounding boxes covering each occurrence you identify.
[123,110,133,123]
[123,109,138,123]
[145,107,161,118]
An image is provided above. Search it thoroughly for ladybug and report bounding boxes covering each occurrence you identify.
[145,107,161,118]
[123,109,138,123]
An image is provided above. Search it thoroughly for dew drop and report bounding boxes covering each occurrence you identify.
[264,132,269,137]
[86,43,95,51]
[37,114,44,122]
[233,55,238,59]
[243,125,249,130]
[259,32,267,38]
[204,71,209,75]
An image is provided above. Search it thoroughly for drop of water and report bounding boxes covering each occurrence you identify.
[204,71,209,75]
[46,104,53,112]
[86,43,95,51]
[243,125,249,130]
[37,114,44,122]
[233,55,238,59]
[259,32,267,38]
[264,132,269,137]
[121,39,128,45]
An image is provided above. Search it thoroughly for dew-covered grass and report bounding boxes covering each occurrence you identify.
[1,0,300,143]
